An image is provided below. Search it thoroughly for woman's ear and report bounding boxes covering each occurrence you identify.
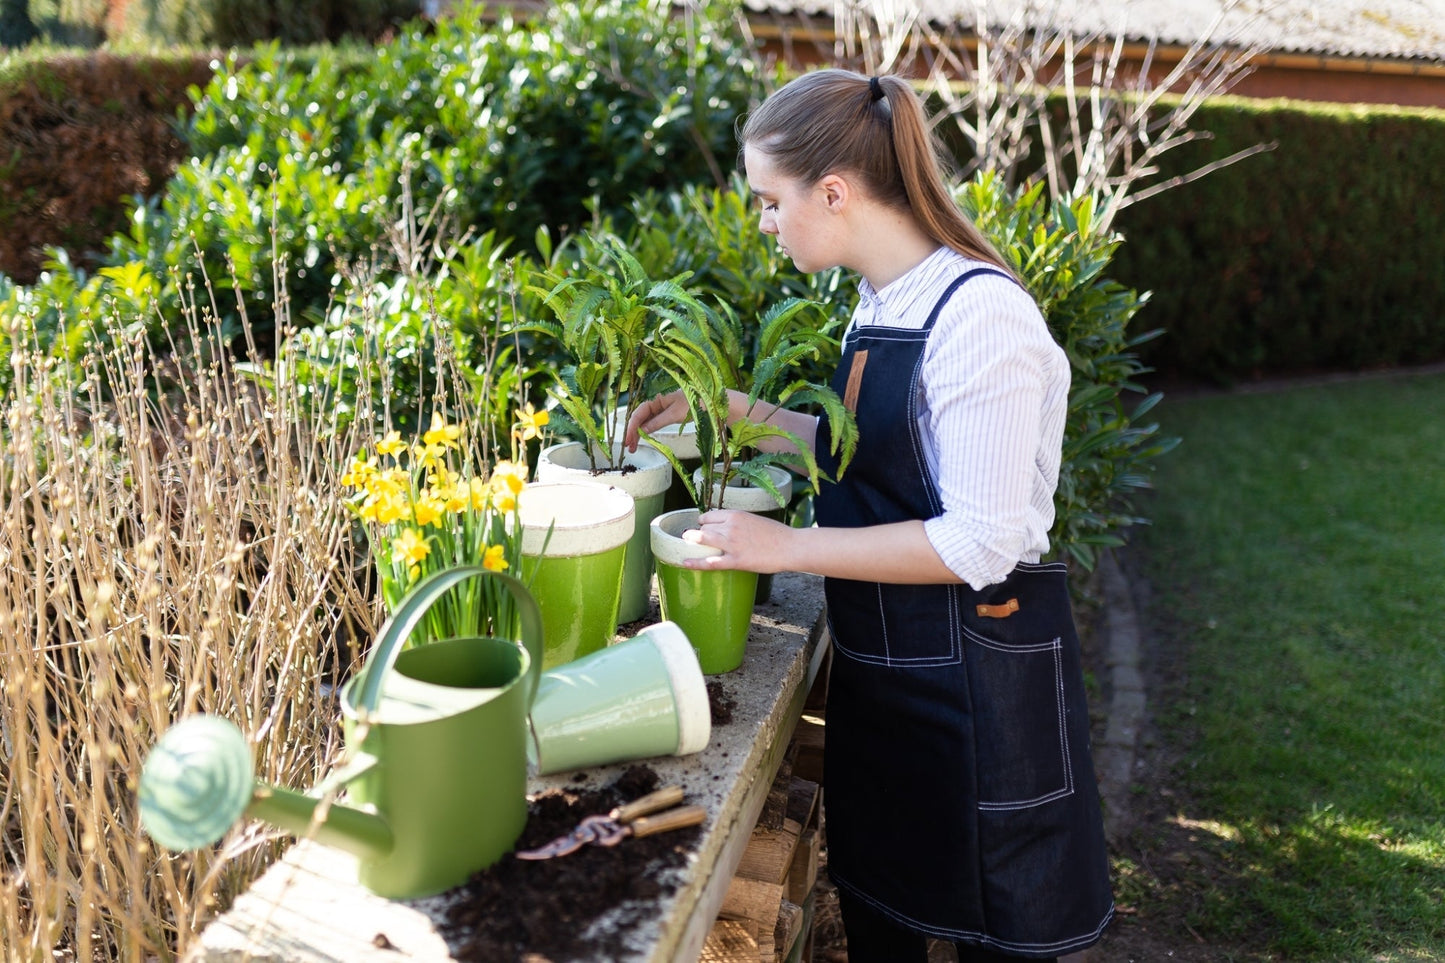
[817,173,850,213]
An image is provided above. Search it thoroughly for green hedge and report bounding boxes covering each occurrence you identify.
[1,0,759,361]
[1110,96,1445,383]
[8,23,1444,389]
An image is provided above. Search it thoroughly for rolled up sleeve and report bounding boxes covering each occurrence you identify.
[918,277,1067,589]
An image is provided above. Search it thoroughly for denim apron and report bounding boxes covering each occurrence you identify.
[814,269,1114,957]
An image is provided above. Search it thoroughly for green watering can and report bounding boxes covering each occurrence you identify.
[138,566,543,900]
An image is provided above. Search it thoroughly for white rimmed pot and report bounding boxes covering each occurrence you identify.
[693,463,793,604]
[649,508,758,675]
[611,407,702,515]
[526,620,710,775]
[517,480,634,670]
[535,440,672,624]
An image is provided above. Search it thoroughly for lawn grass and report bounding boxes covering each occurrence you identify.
[1132,370,1445,960]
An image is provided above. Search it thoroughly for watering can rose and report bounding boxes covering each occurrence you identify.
[345,413,534,646]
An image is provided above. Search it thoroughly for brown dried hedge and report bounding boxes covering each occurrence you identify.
[0,52,215,283]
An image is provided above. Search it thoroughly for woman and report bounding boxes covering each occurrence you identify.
[626,69,1113,962]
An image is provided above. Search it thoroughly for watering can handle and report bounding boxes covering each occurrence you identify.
[351,567,545,718]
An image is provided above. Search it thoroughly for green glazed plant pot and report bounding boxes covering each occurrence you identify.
[519,480,635,669]
[536,440,672,624]
[649,508,758,675]
[694,463,793,604]
[611,407,702,515]
[527,620,711,775]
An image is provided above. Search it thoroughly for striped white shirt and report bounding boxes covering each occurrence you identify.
[848,246,1070,589]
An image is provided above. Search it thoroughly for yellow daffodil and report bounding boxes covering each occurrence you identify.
[340,455,377,488]
[490,460,527,498]
[429,464,456,492]
[423,412,461,449]
[441,485,468,514]
[378,467,410,494]
[392,528,431,579]
[376,431,407,457]
[348,416,528,642]
[468,477,490,511]
[514,403,549,442]
[413,495,444,527]
[482,544,509,572]
[368,489,411,525]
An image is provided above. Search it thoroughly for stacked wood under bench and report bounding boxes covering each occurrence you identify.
[703,651,829,963]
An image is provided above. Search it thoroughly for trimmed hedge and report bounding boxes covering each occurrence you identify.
[1110,96,1445,383]
[0,50,215,283]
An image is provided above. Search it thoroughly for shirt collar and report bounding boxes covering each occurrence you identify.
[855,245,954,321]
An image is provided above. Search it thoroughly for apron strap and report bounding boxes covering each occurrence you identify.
[919,267,1015,334]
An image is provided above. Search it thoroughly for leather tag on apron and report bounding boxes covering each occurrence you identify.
[976,598,1020,618]
[844,349,868,412]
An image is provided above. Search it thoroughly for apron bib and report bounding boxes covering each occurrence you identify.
[814,269,1114,957]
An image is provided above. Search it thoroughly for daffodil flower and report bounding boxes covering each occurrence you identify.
[376,431,407,457]
[514,403,549,442]
[413,496,444,527]
[392,527,431,568]
[468,477,490,511]
[369,489,411,525]
[441,486,468,514]
[482,544,509,572]
[340,455,378,488]
[422,412,461,449]
[491,460,527,497]
[349,416,527,644]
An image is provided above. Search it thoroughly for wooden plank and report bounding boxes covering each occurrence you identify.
[701,919,759,963]
[734,818,802,886]
[791,711,825,784]
[786,827,820,907]
[720,877,785,963]
[804,632,830,710]
[783,892,815,963]
[756,782,791,832]
[785,777,819,831]
[773,899,804,963]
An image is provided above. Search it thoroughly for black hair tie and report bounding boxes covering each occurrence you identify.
[869,76,884,102]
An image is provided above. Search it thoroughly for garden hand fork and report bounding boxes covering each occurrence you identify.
[514,785,706,859]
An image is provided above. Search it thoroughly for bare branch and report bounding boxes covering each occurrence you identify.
[828,0,1281,222]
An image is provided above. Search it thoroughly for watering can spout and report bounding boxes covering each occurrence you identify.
[246,781,394,861]
[138,715,393,862]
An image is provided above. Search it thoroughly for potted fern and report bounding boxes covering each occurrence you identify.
[647,298,857,672]
[522,231,711,624]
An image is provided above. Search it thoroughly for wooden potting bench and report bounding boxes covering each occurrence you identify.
[193,570,830,963]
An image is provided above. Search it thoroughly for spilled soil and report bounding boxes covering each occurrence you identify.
[438,764,699,962]
[437,678,738,962]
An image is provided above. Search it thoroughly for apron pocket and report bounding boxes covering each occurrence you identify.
[826,580,961,666]
[964,625,1072,810]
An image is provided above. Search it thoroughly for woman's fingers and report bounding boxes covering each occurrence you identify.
[624,392,686,451]
[679,511,789,573]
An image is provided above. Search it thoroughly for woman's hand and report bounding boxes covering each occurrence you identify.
[624,391,691,452]
[681,509,794,573]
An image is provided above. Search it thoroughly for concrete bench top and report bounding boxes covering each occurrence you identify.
[193,571,828,963]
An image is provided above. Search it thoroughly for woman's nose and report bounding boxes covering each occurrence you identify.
[758,212,777,235]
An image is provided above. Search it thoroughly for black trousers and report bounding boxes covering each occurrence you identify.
[838,889,1059,963]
